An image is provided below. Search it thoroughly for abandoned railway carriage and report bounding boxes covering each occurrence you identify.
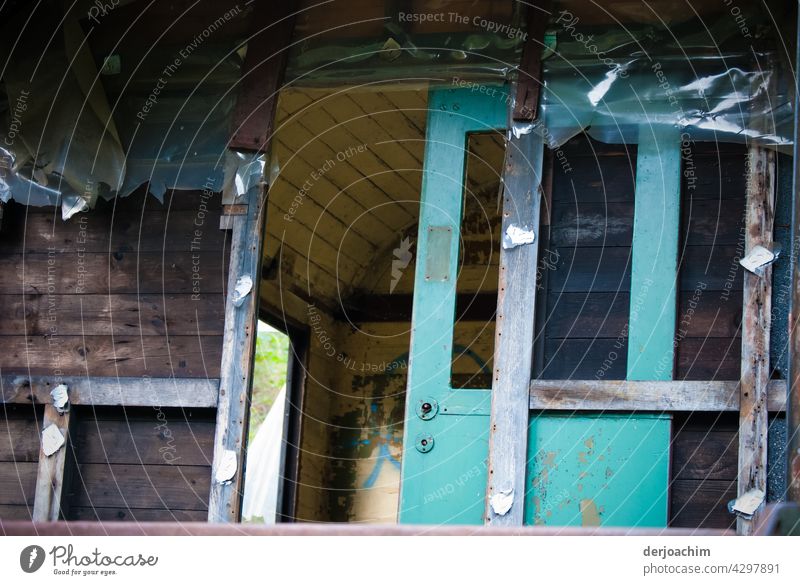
[1,0,799,535]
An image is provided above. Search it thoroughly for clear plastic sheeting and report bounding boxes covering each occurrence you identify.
[224,150,267,200]
[284,0,524,85]
[0,10,264,217]
[0,12,126,218]
[538,3,792,150]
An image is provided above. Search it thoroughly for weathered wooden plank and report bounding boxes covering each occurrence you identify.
[673,430,738,481]
[1,376,219,408]
[486,129,544,525]
[545,291,741,339]
[0,252,226,294]
[677,337,742,380]
[0,505,33,520]
[528,379,786,412]
[549,246,631,292]
[0,294,224,336]
[550,200,744,248]
[0,414,40,462]
[229,0,296,151]
[737,146,776,534]
[670,479,736,529]
[32,405,72,521]
[73,418,215,466]
[0,336,222,378]
[209,185,265,522]
[67,507,208,522]
[542,338,629,380]
[0,462,37,506]
[69,463,211,510]
[0,210,225,254]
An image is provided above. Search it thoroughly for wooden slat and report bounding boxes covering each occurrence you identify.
[208,185,265,521]
[73,418,215,466]
[737,146,776,534]
[0,462,37,506]
[69,463,211,510]
[670,479,736,529]
[1,376,219,408]
[0,336,222,378]
[0,414,40,462]
[67,507,208,522]
[529,379,786,412]
[0,252,226,294]
[0,210,225,254]
[673,430,738,481]
[486,129,544,525]
[32,405,73,521]
[228,0,296,151]
[0,294,224,336]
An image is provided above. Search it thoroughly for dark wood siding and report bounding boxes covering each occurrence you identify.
[0,188,227,521]
[539,137,749,530]
[0,405,41,519]
[64,407,214,521]
[0,188,227,378]
[541,135,637,380]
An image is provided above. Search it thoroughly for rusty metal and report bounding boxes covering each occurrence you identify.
[0,521,731,537]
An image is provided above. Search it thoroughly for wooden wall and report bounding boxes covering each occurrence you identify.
[0,187,227,521]
[0,405,40,519]
[541,135,753,529]
[65,407,214,522]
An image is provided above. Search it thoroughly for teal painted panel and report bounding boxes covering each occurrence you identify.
[627,125,682,380]
[398,86,506,525]
[524,414,670,527]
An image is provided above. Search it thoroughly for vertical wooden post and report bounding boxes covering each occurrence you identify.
[208,0,294,523]
[209,189,266,522]
[485,130,544,525]
[738,146,776,534]
[32,405,73,521]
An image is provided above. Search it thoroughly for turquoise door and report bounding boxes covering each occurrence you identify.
[400,88,675,527]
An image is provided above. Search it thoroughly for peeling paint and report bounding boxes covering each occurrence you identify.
[580,498,601,526]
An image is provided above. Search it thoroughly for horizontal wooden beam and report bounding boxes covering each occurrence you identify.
[1,376,218,408]
[529,379,786,412]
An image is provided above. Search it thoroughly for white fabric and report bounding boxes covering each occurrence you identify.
[242,387,286,523]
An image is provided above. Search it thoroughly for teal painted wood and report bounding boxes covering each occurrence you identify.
[522,126,680,527]
[627,125,682,380]
[398,86,506,525]
[524,413,671,527]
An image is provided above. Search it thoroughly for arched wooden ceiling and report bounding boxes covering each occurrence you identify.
[262,86,506,312]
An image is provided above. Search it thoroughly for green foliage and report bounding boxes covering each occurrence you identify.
[249,329,290,443]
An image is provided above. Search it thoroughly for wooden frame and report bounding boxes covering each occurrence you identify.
[1,376,219,408]
[208,188,267,522]
[737,146,776,534]
[485,129,544,525]
[529,379,786,412]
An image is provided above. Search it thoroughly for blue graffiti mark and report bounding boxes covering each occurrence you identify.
[360,346,489,488]
[363,434,402,489]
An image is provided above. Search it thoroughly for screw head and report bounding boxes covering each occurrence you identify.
[415,433,434,453]
[416,398,439,420]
